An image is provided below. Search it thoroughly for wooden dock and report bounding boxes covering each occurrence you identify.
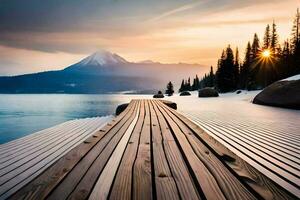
[2,100,298,199]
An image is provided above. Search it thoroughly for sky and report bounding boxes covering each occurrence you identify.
[0,0,299,75]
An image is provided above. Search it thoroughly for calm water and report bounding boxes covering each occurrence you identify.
[0,94,150,144]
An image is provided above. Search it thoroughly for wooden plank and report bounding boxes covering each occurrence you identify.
[198,118,300,169]
[1,118,110,199]
[195,119,300,186]
[0,118,100,174]
[0,118,104,197]
[158,101,298,200]
[132,100,153,200]
[0,120,81,158]
[148,100,179,200]
[46,101,139,200]
[8,101,136,200]
[195,115,300,159]
[0,118,100,183]
[109,100,146,200]
[151,100,201,200]
[193,114,300,153]
[0,120,77,151]
[0,120,86,164]
[89,102,141,200]
[193,119,300,198]
[154,101,226,200]
[156,101,256,200]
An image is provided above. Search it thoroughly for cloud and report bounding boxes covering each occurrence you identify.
[0,0,298,75]
[148,1,205,22]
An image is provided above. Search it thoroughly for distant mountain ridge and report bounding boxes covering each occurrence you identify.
[0,50,207,94]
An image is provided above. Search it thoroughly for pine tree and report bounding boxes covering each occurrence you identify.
[216,50,226,92]
[291,8,300,54]
[263,24,271,49]
[179,79,185,92]
[195,75,200,89]
[251,33,260,60]
[216,45,236,92]
[165,81,174,96]
[234,48,240,88]
[208,66,214,87]
[279,40,292,78]
[271,21,279,54]
[187,77,191,91]
[291,8,300,73]
[240,42,252,89]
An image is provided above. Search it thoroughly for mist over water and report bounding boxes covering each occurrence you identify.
[0,94,150,144]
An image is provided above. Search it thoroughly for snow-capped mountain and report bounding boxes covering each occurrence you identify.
[64,50,129,73]
[0,50,207,93]
[76,50,128,66]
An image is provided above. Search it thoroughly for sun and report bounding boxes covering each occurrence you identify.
[262,49,271,58]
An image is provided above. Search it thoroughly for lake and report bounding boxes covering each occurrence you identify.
[0,94,151,144]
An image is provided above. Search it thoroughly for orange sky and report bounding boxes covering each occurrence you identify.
[0,0,299,75]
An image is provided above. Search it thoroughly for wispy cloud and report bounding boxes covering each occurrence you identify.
[148,1,206,22]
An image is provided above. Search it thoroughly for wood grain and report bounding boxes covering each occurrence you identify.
[8,101,136,200]
[132,100,153,200]
[157,100,298,200]
[109,101,145,200]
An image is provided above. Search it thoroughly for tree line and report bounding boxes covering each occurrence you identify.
[179,8,300,93]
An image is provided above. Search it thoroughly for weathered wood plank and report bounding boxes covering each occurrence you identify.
[0,120,78,152]
[154,101,226,200]
[0,119,107,198]
[8,101,136,200]
[132,100,153,200]
[0,119,100,177]
[109,101,145,200]
[47,101,138,200]
[88,101,141,200]
[156,101,256,200]
[158,100,298,200]
[151,101,201,199]
[0,119,90,166]
[148,100,179,200]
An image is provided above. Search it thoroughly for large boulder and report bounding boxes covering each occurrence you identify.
[198,88,219,97]
[115,103,129,115]
[253,79,300,109]
[180,91,191,96]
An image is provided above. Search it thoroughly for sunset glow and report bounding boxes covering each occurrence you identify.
[262,49,271,58]
[0,0,299,75]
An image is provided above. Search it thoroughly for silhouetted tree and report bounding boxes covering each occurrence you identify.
[263,24,271,49]
[271,21,279,54]
[165,81,174,96]
[216,45,236,92]
[208,66,214,87]
[181,10,300,93]
[291,8,300,73]
[251,33,260,60]
[179,79,185,92]
[240,42,252,89]
[234,48,240,87]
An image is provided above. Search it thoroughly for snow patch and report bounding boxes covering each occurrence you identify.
[280,74,300,81]
[77,50,128,66]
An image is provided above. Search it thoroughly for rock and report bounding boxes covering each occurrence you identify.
[153,90,164,98]
[253,80,300,109]
[180,91,191,96]
[153,94,164,98]
[115,103,129,115]
[161,100,177,110]
[198,88,219,97]
[236,90,242,94]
